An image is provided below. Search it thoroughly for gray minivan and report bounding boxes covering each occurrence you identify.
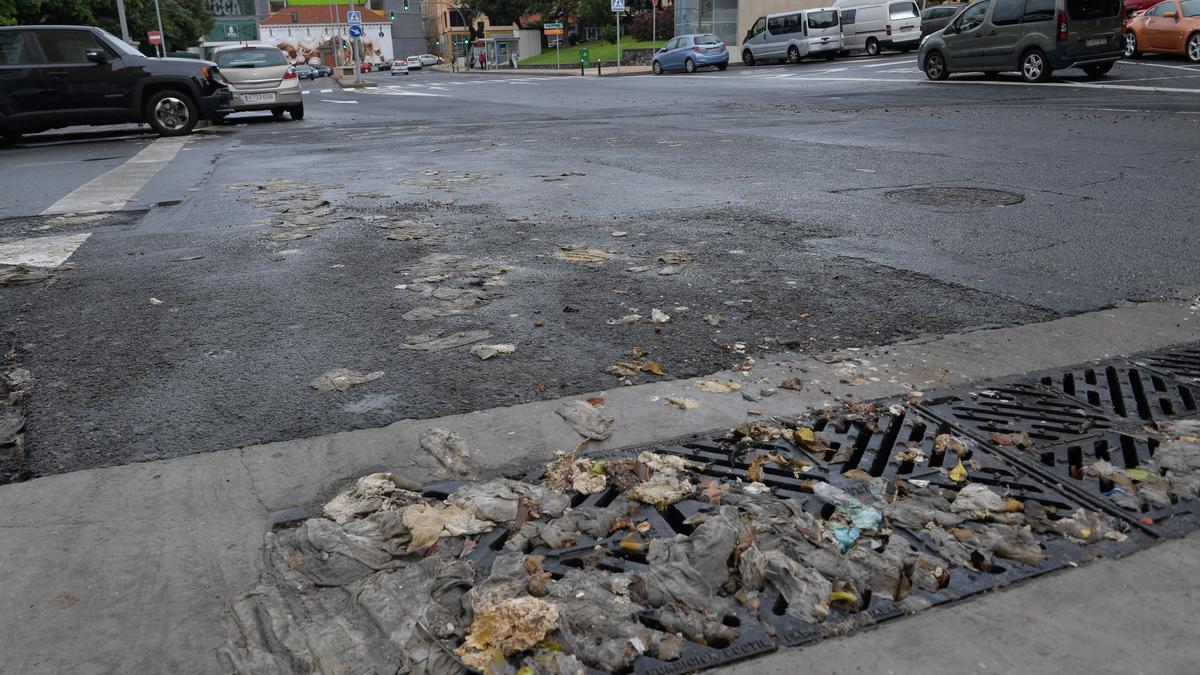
[918,0,1124,82]
[742,8,844,65]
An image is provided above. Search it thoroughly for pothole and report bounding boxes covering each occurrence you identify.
[886,187,1024,208]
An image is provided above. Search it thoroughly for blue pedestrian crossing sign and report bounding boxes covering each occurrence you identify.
[349,24,363,38]
[611,0,625,11]
[347,10,362,26]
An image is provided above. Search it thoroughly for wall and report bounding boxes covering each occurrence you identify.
[376,0,429,58]
[676,0,833,48]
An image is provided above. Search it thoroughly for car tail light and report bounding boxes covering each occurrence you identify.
[1057,10,1068,42]
[886,24,892,36]
[283,66,296,80]
[692,46,702,52]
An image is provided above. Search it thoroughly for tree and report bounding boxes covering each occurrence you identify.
[463,0,530,27]
[0,0,213,52]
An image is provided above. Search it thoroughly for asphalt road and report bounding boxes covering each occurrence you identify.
[1,52,1198,477]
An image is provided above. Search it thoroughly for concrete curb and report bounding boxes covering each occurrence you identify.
[0,300,1196,672]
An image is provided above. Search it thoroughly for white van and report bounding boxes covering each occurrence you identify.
[741,8,844,66]
[833,0,922,55]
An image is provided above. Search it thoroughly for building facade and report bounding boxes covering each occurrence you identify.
[675,0,830,48]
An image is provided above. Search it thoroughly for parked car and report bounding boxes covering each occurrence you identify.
[741,8,844,65]
[359,61,372,73]
[921,2,966,35]
[313,64,333,77]
[1124,0,1160,15]
[652,33,729,73]
[919,0,1125,82]
[835,0,923,54]
[390,59,410,75]
[377,60,391,71]
[212,44,303,121]
[1124,0,1200,61]
[294,64,316,80]
[0,24,231,141]
[417,53,443,66]
[406,55,423,70]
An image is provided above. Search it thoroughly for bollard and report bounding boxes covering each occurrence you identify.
[597,62,602,76]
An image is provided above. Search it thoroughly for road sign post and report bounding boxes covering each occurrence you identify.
[612,0,625,74]
[652,0,658,47]
[579,46,589,75]
[545,22,563,69]
[348,6,363,83]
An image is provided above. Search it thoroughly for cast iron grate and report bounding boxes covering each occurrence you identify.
[1033,363,1200,426]
[1002,431,1200,536]
[919,384,1114,445]
[1134,344,1200,385]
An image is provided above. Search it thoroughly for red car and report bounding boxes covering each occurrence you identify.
[359,62,372,73]
[1125,0,1158,15]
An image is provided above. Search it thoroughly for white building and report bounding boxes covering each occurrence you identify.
[259,5,394,66]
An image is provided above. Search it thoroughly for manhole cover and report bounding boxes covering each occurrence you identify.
[886,187,1024,207]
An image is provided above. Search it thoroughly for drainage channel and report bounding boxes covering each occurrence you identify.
[240,342,1200,675]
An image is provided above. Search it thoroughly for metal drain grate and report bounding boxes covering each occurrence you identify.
[1034,363,1200,426]
[920,384,1114,445]
[1135,344,1200,385]
[885,187,1024,208]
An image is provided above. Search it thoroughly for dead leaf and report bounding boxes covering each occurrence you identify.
[949,459,968,482]
[780,378,804,391]
[698,476,730,505]
[747,455,769,483]
[641,361,665,376]
[989,431,1033,448]
[665,395,699,410]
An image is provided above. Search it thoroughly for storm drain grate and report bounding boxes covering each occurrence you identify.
[1032,363,1200,426]
[885,186,1024,208]
[920,384,1114,445]
[1135,344,1200,385]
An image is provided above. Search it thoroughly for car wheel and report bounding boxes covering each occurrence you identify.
[289,105,304,120]
[1187,33,1200,63]
[1020,48,1051,83]
[1124,31,1140,58]
[210,114,225,127]
[1082,62,1113,78]
[684,58,696,73]
[652,60,663,75]
[787,46,801,64]
[144,89,198,137]
[866,38,880,56]
[742,49,755,66]
[924,51,949,81]
[271,108,285,119]
[717,62,728,71]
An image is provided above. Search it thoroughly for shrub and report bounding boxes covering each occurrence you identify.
[600,23,618,43]
[629,9,674,42]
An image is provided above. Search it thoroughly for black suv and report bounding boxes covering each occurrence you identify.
[0,25,232,142]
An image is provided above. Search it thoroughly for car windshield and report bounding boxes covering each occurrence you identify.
[694,34,722,45]
[96,28,142,56]
[1183,0,1200,15]
[1065,0,1121,18]
[215,48,287,68]
[808,10,839,27]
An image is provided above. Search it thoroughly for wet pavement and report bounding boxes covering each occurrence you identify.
[1,53,1198,478]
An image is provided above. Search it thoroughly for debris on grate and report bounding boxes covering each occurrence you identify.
[919,384,1114,446]
[1034,363,1200,426]
[222,401,1168,674]
[1135,343,1200,385]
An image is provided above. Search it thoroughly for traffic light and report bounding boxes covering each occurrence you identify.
[435,39,440,46]
[403,0,409,11]
[389,10,395,20]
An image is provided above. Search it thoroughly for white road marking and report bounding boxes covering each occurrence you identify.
[41,136,188,215]
[320,88,334,93]
[1120,60,1200,72]
[0,232,91,267]
[854,58,915,68]
[320,99,359,104]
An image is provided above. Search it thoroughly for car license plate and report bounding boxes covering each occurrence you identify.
[1086,37,1106,47]
[243,93,275,103]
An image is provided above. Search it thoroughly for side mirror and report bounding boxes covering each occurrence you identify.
[86,48,107,64]
[1163,10,1178,18]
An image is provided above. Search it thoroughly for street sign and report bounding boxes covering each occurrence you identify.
[545,28,563,35]
[347,10,362,26]
[147,30,162,45]
[652,0,659,5]
[349,24,363,38]
[544,22,563,29]
[579,47,589,67]
[611,0,625,11]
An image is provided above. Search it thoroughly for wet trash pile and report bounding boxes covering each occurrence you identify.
[227,179,352,242]
[221,397,1165,674]
[396,253,510,322]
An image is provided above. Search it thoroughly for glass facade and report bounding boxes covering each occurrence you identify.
[675,0,739,46]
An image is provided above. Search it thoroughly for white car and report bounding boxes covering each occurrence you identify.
[417,53,442,66]
[390,60,409,75]
[406,56,422,70]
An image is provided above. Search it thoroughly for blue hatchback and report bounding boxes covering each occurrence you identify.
[652,34,729,74]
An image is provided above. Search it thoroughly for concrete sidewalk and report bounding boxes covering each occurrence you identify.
[0,300,1197,673]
